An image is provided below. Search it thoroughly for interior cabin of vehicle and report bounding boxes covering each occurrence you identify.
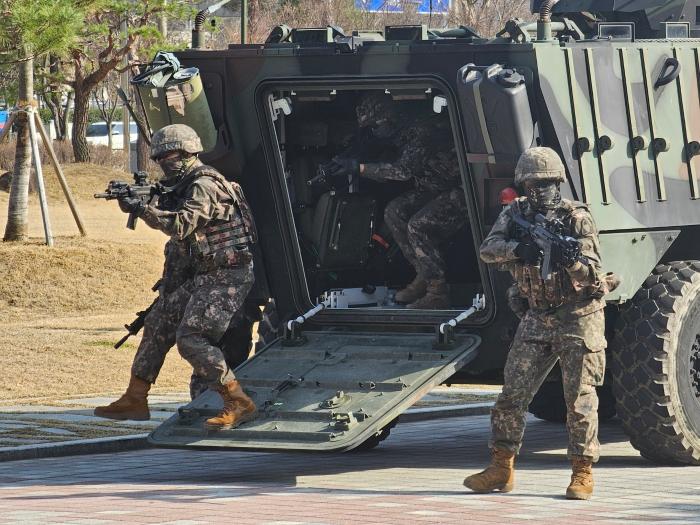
[266,87,484,311]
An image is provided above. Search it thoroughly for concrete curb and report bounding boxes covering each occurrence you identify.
[400,402,494,422]
[0,402,495,462]
[0,434,150,463]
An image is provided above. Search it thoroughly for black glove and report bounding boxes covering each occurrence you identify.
[326,156,360,178]
[118,196,145,216]
[558,239,582,268]
[514,242,541,264]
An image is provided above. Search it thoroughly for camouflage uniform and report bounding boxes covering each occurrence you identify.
[480,195,608,461]
[360,104,467,285]
[131,158,256,389]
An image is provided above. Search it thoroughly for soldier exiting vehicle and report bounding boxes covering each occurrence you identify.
[324,93,467,309]
[94,124,258,431]
[463,147,618,500]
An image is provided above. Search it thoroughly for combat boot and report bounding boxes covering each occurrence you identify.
[205,380,257,430]
[407,280,449,309]
[94,375,151,421]
[395,277,427,304]
[566,457,594,500]
[463,448,515,493]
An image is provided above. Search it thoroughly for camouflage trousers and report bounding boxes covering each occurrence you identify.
[383,187,467,281]
[131,262,254,389]
[490,308,606,461]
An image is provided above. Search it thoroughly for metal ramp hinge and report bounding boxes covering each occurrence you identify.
[283,301,329,346]
[434,294,486,349]
[269,95,292,121]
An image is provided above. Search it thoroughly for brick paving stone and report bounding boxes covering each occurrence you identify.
[0,415,699,524]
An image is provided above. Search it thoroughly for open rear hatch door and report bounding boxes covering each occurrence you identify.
[149,330,481,452]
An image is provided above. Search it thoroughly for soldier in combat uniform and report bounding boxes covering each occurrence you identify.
[463,147,615,500]
[94,124,258,431]
[326,93,467,309]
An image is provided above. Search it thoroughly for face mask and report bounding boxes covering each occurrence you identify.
[526,181,561,211]
[159,155,196,184]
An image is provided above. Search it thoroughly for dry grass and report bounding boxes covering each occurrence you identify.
[0,163,193,401]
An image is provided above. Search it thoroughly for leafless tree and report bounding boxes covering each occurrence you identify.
[93,71,120,149]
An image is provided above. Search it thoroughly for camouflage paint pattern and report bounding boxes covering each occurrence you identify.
[161,9,700,373]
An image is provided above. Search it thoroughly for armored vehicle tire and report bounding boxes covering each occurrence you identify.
[528,379,616,423]
[351,417,399,452]
[611,261,700,465]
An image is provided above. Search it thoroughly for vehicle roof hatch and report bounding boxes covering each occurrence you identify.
[149,330,481,452]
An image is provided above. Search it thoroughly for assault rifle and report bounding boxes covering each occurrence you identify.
[113,280,162,349]
[311,127,383,187]
[509,209,588,280]
[94,171,158,230]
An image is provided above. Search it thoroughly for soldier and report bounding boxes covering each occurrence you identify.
[94,124,258,431]
[463,147,615,500]
[326,93,467,309]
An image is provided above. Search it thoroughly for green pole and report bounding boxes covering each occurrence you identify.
[241,0,248,44]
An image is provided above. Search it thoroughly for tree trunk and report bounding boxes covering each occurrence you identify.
[72,85,91,162]
[60,91,73,142]
[106,119,113,149]
[4,57,33,241]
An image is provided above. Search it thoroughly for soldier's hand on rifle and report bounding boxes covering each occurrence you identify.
[118,196,145,216]
[327,156,360,178]
[514,242,541,264]
[558,239,583,268]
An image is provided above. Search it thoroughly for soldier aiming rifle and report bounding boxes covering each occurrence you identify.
[93,124,259,432]
[464,147,619,500]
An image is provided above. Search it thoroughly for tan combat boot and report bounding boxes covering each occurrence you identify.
[463,448,515,493]
[566,457,594,500]
[205,380,257,430]
[407,280,449,309]
[94,375,151,421]
[395,277,427,304]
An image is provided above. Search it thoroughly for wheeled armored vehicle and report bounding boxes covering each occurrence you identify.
[143,0,700,465]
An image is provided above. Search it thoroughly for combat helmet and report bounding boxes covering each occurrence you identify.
[356,93,395,128]
[150,124,203,159]
[514,147,566,186]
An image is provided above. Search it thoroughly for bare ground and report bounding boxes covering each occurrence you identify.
[0,163,192,402]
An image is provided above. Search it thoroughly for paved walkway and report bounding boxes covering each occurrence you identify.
[0,388,498,459]
[0,394,188,448]
[1,415,698,524]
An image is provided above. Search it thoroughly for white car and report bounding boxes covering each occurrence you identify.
[86,121,138,149]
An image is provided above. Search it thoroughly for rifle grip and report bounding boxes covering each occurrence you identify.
[127,213,137,230]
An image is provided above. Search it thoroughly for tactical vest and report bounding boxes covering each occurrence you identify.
[509,199,589,312]
[177,166,257,268]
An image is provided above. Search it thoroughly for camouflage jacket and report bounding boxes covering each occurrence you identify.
[361,116,458,194]
[480,197,607,318]
[142,159,254,277]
